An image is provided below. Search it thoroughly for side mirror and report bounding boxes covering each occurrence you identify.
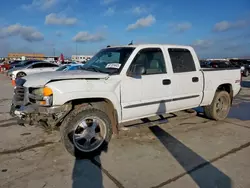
[127,65,145,78]
[135,65,145,75]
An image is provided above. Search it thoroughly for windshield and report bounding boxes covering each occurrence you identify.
[83,47,135,74]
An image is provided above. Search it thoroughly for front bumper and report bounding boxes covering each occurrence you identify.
[10,78,72,127]
[10,103,72,126]
[10,104,66,117]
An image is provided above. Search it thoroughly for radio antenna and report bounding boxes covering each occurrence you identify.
[128,40,133,45]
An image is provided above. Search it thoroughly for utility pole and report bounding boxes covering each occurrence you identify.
[53,48,55,57]
[76,43,78,56]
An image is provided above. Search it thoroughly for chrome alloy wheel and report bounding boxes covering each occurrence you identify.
[73,116,107,152]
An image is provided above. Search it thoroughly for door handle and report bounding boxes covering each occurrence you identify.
[192,77,199,82]
[162,79,171,85]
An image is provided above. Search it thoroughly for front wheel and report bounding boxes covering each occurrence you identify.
[60,106,112,158]
[203,91,231,121]
[16,72,26,78]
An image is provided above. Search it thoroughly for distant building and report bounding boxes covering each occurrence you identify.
[8,53,45,60]
[44,56,59,62]
[71,55,93,62]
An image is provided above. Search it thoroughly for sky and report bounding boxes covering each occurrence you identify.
[0,0,249,58]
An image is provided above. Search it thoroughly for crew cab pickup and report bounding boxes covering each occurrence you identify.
[10,44,241,157]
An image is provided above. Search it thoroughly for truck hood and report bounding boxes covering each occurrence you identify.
[23,70,109,87]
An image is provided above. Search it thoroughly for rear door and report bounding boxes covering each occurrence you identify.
[167,48,203,110]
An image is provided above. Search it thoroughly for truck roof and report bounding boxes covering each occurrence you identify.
[106,44,193,49]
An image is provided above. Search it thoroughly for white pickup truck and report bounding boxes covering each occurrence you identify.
[10,44,241,157]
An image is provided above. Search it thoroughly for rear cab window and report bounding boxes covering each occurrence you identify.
[168,48,196,73]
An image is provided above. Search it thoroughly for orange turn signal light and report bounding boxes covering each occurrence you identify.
[40,101,46,105]
[43,87,53,96]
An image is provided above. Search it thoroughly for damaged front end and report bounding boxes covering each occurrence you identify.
[10,78,72,129]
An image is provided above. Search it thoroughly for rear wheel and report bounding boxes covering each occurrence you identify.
[16,72,26,78]
[60,105,112,158]
[243,70,249,77]
[203,91,231,121]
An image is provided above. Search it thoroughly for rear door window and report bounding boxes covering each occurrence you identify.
[168,48,196,73]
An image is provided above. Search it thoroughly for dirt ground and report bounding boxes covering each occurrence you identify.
[0,74,249,188]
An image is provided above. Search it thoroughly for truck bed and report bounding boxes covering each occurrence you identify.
[200,68,241,106]
[201,67,240,71]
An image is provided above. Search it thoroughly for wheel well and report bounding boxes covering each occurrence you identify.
[17,71,26,76]
[67,98,119,135]
[216,84,233,103]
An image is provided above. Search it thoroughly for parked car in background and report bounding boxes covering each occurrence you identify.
[200,60,211,68]
[61,61,77,65]
[7,60,46,76]
[56,64,85,71]
[10,44,241,157]
[229,59,250,77]
[208,60,232,68]
[0,60,22,71]
[10,62,59,85]
[10,59,42,69]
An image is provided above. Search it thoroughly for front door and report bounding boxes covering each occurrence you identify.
[121,48,172,122]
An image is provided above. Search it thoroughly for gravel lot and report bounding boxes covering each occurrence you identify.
[0,74,249,188]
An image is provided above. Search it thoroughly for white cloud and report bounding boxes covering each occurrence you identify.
[213,20,249,32]
[21,0,59,11]
[0,24,44,42]
[104,7,115,16]
[126,14,156,31]
[73,32,105,42]
[45,13,78,25]
[192,39,213,49]
[173,22,192,32]
[101,0,116,5]
[132,6,147,15]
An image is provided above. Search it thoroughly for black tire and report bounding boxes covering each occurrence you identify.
[16,72,26,78]
[243,70,249,77]
[203,91,231,121]
[60,105,112,159]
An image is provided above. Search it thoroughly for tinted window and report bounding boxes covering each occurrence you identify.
[129,48,166,75]
[43,63,58,67]
[31,63,47,68]
[31,63,57,68]
[168,48,196,73]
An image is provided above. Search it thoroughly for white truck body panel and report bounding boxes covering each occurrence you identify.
[201,69,241,106]
[21,44,241,123]
[23,70,109,87]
